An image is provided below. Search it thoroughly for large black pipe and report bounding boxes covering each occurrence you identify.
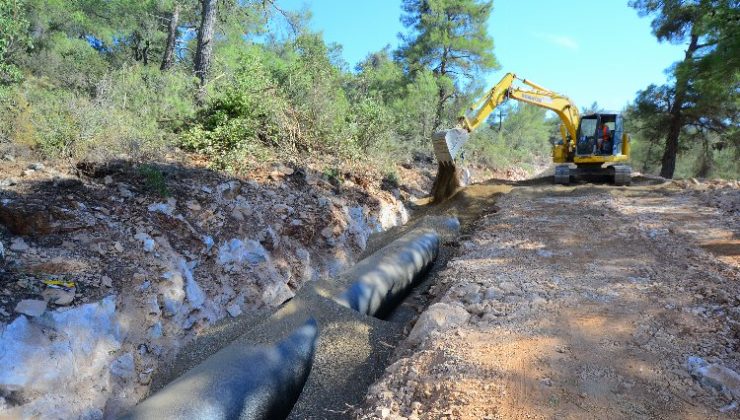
[334,229,440,317]
[121,319,318,420]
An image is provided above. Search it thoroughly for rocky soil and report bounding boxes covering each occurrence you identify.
[0,154,435,419]
[1,151,736,420]
[359,178,740,419]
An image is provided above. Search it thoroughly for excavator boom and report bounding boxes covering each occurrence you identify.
[433,72,579,164]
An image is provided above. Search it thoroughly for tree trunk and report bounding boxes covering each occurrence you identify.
[433,47,450,131]
[696,136,713,178]
[433,87,446,131]
[660,34,699,178]
[160,3,180,71]
[642,139,655,172]
[142,40,150,65]
[194,0,217,87]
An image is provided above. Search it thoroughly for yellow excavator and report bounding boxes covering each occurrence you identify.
[433,73,632,185]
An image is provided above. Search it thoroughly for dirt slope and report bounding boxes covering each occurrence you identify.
[360,180,740,419]
[0,156,434,418]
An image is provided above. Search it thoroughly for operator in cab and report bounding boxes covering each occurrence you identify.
[596,122,610,154]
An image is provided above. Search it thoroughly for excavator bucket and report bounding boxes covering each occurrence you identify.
[432,128,470,164]
[430,128,470,203]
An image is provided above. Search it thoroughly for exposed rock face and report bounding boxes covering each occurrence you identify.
[0,157,433,418]
[13,300,47,317]
[0,199,91,237]
[0,297,121,419]
[407,302,469,344]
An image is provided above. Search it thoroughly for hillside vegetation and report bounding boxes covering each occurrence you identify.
[0,0,737,179]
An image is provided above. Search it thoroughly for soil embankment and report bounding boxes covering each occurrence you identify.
[0,156,433,418]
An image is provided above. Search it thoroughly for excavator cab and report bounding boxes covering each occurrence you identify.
[576,113,622,157]
[562,112,631,186]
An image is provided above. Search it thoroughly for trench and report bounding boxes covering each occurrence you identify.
[122,177,579,419]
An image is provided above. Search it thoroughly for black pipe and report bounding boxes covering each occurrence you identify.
[121,318,318,420]
[334,229,440,318]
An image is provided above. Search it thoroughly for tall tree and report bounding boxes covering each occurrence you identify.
[630,0,739,178]
[161,2,180,71]
[398,0,498,129]
[194,0,217,88]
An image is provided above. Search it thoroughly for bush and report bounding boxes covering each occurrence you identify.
[272,34,354,155]
[465,104,554,172]
[350,98,396,153]
[138,164,170,196]
[181,45,286,169]
[184,37,368,170]
[3,64,194,160]
[19,34,108,93]
[391,69,439,148]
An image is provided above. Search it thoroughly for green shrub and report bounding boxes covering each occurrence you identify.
[184,37,366,169]
[350,98,396,152]
[19,34,108,93]
[465,104,554,172]
[138,164,169,196]
[181,45,285,169]
[322,166,341,185]
[273,34,354,155]
[6,65,193,160]
[391,69,439,148]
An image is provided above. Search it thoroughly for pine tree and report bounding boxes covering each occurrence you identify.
[630,0,739,178]
[398,0,499,129]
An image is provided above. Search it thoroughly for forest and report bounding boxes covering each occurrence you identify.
[0,0,737,179]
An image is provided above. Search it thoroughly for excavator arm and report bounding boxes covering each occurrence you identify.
[433,72,580,164]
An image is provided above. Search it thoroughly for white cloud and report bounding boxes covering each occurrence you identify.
[534,33,579,51]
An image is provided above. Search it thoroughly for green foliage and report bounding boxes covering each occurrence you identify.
[138,164,170,196]
[321,166,341,183]
[274,34,354,154]
[398,0,498,78]
[629,0,739,178]
[631,133,740,179]
[0,0,30,84]
[2,0,508,177]
[182,39,357,169]
[398,0,499,129]
[1,65,193,160]
[352,48,405,103]
[628,110,740,179]
[20,34,108,92]
[465,104,555,171]
[351,98,395,152]
[349,49,431,156]
[581,101,605,115]
[391,69,440,147]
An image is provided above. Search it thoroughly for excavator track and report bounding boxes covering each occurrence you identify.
[554,165,571,185]
[613,165,632,186]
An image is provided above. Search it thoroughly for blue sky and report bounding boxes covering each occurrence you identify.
[276,0,686,111]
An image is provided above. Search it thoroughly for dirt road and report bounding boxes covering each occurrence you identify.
[360,179,740,419]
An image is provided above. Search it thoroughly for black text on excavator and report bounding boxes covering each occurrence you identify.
[432,73,632,186]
